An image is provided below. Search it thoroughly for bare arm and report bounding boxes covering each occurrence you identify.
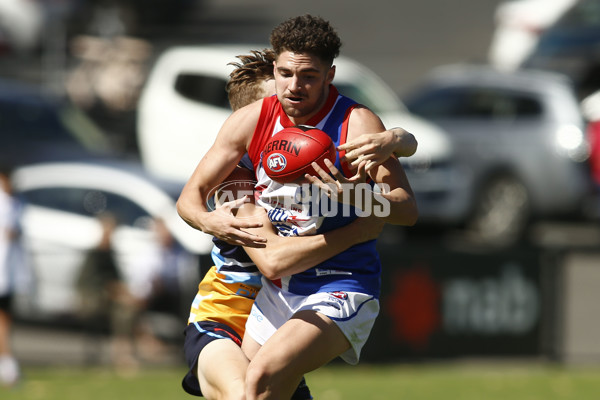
[235,203,384,280]
[176,101,268,247]
[307,106,418,226]
[209,165,382,279]
[338,126,418,171]
[367,156,418,226]
[347,107,417,225]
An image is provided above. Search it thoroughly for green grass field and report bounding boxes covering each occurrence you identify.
[2,362,600,400]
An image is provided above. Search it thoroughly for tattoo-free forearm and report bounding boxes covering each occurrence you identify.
[237,204,382,280]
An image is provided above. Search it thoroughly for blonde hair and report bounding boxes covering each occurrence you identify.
[226,49,275,111]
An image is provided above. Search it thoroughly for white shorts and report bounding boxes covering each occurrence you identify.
[245,278,380,365]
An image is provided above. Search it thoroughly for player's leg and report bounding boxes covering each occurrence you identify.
[242,333,314,400]
[197,338,248,400]
[240,330,262,361]
[245,309,350,400]
[182,321,247,399]
[243,284,379,400]
[182,263,258,398]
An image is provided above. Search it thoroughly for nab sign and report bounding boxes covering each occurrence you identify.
[361,240,549,361]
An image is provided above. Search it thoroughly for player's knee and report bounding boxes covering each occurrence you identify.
[245,360,279,398]
[245,361,268,397]
[246,360,299,399]
[221,378,246,400]
[204,386,245,400]
[198,361,245,400]
[224,391,246,400]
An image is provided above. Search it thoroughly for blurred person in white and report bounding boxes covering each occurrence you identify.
[0,166,22,387]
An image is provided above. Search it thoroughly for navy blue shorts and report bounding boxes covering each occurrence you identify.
[182,321,242,397]
[181,321,312,399]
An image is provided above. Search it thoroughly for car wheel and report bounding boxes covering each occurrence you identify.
[467,175,530,245]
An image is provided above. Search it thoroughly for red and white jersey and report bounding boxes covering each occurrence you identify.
[248,86,357,237]
[247,86,382,297]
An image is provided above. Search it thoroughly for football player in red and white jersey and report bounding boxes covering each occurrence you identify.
[178,16,419,397]
[182,49,416,400]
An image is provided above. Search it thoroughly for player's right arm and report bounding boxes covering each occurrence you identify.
[233,203,384,280]
[176,100,268,247]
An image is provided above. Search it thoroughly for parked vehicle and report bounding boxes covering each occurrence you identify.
[0,78,115,167]
[521,0,600,98]
[488,0,577,71]
[11,160,213,326]
[403,64,591,244]
[136,44,458,226]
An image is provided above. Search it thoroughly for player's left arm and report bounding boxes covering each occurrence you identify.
[367,155,418,226]
[348,106,417,226]
[308,106,418,226]
[217,167,385,279]
[338,126,418,171]
[234,203,384,280]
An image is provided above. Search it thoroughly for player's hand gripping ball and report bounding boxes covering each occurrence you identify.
[262,125,336,183]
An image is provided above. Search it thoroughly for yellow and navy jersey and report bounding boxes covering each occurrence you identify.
[187,241,262,338]
[186,153,263,338]
[187,264,259,339]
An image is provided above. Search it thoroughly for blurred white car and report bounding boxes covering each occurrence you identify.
[11,160,213,321]
[520,0,600,98]
[488,0,577,71]
[136,44,457,224]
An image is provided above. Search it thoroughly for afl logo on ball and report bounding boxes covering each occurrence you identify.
[266,153,287,172]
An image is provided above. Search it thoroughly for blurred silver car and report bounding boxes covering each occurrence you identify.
[11,160,213,323]
[404,64,591,244]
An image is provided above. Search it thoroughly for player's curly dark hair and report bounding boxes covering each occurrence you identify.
[226,49,276,111]
[270,14,341,66]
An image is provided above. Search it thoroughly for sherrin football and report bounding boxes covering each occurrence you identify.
[262,125,336,183]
